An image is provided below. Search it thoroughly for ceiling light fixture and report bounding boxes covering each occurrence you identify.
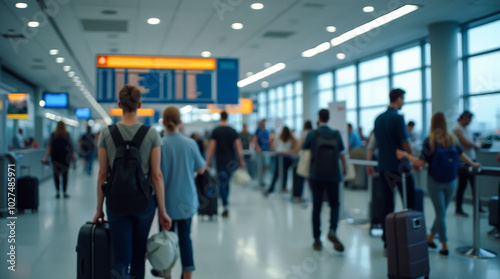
[15,2,28,8]
[336,53,346,60]
[27,21,39,28]
[326,26,336,33]
[363,6,375,13]
[261,81,269,88]
[49,49,59,55]
[147,18,160,25]
[231,23,244,30]
[56,57,64,63]
[63,65,71,71]
[39,100,45,107]
[201,51,211,57]
[301,42,331,57]
[68,71,75,77]
[246,72,254,77]
[73,76,79,82]
[237,63,286,88]
[251,3,264,10]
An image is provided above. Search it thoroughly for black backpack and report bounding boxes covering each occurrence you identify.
[311,130,340,178]
[50,134,73,163]
[80,132,96,156]
[102,124,152,213]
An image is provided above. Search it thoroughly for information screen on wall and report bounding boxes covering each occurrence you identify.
[96,55,239,104]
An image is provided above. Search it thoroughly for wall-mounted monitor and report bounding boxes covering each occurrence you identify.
[7,93,29,119]
[43,92,68,108]
[75,108,91,119]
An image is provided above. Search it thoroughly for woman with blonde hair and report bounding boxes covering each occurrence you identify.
[159,106,205,279]
[41,121,76,198]
[397,112,480,256]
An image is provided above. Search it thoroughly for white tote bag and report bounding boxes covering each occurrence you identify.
[146,230,179,277]
[296,150,311,178]
[233,168,252,185]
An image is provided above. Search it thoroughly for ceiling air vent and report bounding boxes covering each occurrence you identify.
[33,58,44,63]
[2,33,26,39]
[81,19,128,32]
[303,3,325,8]
[262,31,295,38]
[31,65,47,70]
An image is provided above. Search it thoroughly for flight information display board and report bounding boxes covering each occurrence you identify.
[96,55,239,104]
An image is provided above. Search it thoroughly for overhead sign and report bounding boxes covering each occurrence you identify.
[96,55,239,105]
[108,108,155,117]
[207,98,253,114]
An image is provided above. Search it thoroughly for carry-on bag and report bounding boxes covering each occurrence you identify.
[370,175,385,234]
[17,166,39,213]
[146,230,179,278]
[386,173,429,279]
[76,222,113,279]
[196,171,218,219]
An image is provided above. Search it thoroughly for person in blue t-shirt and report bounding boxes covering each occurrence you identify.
[348,123,361,150]
[302,109,347,252]
[160,106,205,279]
[252,119,271,186]
[366,88,415,254]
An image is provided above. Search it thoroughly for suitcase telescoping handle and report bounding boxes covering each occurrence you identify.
[401,172,407,210]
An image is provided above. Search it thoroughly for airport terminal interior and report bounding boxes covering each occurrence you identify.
[1,0,500,278]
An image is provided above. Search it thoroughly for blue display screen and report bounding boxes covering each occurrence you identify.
[44,93,68,108]
[75,108,91,119]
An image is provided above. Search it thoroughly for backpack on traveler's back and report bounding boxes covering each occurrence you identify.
[428,143,460,183]
[311,130,339,178]
[80,132,96,156]
[102,124,152,213]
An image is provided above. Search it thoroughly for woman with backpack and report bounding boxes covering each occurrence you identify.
[159,106,205,279]
[92,85,171,279]
[397,112,480,256]
[41,121,76,198]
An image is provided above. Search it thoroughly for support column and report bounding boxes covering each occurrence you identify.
[34,87,44,145]
[428,21,460,126]
[301,72,319,124]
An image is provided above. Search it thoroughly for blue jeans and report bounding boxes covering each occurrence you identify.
[427,175,455,242]
[107,197,157,279]
[217,165,235,207]
[169,219,195,272]
[268,156,293,193]
[311,179,340,240]
[84,151,94,175]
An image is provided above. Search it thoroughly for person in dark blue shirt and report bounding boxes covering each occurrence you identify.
[366,88,415,254]
[303,109,347,252]
[252,119,271,186]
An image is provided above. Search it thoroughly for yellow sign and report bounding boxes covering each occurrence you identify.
[208,99,253,114]
[97,55,216,70]
[109,108,155,117]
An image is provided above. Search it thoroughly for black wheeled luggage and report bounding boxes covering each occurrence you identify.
[17,166,39,213]
[386,173,429,279]
[76,222,113,279]
[196,171,218,219]
[370,175,385,234]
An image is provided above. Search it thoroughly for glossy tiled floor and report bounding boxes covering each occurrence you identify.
[1,163,499,279]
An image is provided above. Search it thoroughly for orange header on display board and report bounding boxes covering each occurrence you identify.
[109,108,155,117]
[97,55,216,70]
[208,98,253,114]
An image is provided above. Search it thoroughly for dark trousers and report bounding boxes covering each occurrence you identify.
[311,179,340,240]
[268,156,293,193]
[52,160,69,193]
[217,165,235,207]
[380,171,415,245]
[456,165,482,211]
[107,198,156,279]
[169,219,195,272]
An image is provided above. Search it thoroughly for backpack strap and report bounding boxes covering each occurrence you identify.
[131,125,151,148]
[109,124,124,147]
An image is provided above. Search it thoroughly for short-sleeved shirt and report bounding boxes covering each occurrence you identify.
[452,123,475,160]
[302,125,345,182]
[420,138,463,175]
[161,133,205,220]
[239,132,252,150]
[254,128,270,151]
[373,107,410,172]
[98,123,162,175]
[211,125,238,167]
[348,131,361,149]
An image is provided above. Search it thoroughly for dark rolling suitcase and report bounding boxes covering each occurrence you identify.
[76,222,113,279]
[196,171,218,219]
[489,196,499,228]
[386,173,429,279]
[370,175,385,234]
[17,166,39,213]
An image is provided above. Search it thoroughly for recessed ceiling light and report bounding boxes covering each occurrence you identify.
[75,81,81,86]
[261,81,269,88]
[251,3,264,10]
[63,65,71,71]
[15,3,28,9]
[326,26,336,33]
[363,6,375,13]
[231,23,244,30]
[49,49,58,55]
[147,18,160,25]
[336,53,346,60]
[56,57,64,63]
[73,76,79,82]
[201,51,211,57]
[39,100,45,107]
[68,71,75,77]
[246,72,254,77]
[27,21,39,28]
